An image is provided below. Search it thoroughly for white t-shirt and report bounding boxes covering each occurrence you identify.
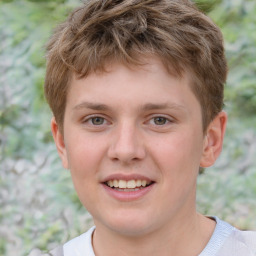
[63,217,256,256]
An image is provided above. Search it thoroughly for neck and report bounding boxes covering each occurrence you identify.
[92,212,215,256]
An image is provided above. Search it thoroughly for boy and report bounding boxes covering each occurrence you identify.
[39,0,256,255]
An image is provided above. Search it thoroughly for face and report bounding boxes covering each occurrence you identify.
[52,58,226,237]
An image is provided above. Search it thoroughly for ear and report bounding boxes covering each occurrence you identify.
[200,111,227,168]
[51,117,69,169]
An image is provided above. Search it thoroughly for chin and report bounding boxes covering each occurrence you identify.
[111,223,152,237]
[102,210,156,237]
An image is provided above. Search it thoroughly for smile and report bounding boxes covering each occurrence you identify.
[104,179,154,191]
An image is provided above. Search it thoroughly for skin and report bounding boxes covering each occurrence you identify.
[52,57,227,256]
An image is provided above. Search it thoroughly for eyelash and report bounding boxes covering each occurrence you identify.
[81,115,174,129]
[82,115,109,126]
[148,116,171,126]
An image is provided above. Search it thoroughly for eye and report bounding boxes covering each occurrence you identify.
[89,116,105,125]
[152,117,168,125]
[81,115,111,131]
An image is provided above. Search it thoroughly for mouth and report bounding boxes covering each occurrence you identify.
[104,179,154,192]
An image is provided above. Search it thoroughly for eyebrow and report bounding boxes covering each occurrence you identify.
[73,102,110,111]
[72,101,186,112]
[141,103,186,112]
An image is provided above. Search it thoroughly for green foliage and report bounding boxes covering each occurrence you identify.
[208,0,256,117]
[194,0,222,13]
[0,1,85,255]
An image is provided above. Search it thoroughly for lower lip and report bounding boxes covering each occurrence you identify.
[102,183,155,201]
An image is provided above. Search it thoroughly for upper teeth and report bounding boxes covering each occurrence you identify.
[106,180,149,189]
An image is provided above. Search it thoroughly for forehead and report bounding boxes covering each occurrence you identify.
[72,55,186,84]
[71,56,191,88]
[66,58,201,117]
[70,58,187,93]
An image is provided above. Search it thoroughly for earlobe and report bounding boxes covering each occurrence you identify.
[200,111,227,168]
[51,117,69,169]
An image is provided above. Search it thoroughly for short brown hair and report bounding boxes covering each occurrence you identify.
[44,0,227,133]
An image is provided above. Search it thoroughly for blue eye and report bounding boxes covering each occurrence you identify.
[152,117,168,125]
[90,117,105,125]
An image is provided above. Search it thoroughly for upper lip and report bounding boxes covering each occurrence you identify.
[102,173,154,183]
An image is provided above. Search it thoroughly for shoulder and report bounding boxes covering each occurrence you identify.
[27,245,63,256]
[218,225,256,256]
[48,246,64,256]
[230,229,256,252]
[28,226,95,256]
[200,217,256,256]
[63,226,95,256]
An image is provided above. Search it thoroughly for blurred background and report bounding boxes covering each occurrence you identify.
[0,0,255,255]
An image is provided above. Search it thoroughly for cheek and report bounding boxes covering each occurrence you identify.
[66,139,103,208]
[65,136,105,178]
[150,131,204,173]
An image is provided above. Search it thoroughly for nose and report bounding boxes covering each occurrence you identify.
[107,121,146,164]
